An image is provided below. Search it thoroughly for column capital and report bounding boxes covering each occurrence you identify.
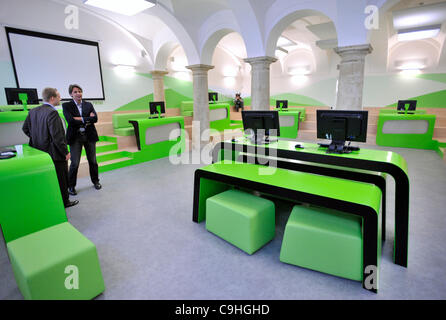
[150,70,169,77]
[334,44,373,62]
[186,64,214,73]
[244,56,278,65]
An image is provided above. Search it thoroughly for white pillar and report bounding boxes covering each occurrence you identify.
[150,70,169,102]
[185,64,214,152]
[334,44,373,110]
[244,56,277,110]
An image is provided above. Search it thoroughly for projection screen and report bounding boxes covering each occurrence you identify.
[5,27,105,100]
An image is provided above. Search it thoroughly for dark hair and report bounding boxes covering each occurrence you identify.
[42,87,58,102]
[69,84,83,95]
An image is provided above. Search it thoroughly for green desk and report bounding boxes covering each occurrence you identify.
[193,160,382,292]
[212,138,409,268]
[0,146,67,243]
[128,116,185,159]
[278,110,300,139]
[376,113,437,149]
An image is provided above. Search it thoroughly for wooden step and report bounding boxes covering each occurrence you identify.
[95,121,114,136]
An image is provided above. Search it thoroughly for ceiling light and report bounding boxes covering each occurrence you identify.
[397,25,441,42]
[83,0,156,16]
[288,66,311,75]
[114,65,135,78]
[394,59,427,70]
[400,69,422,76]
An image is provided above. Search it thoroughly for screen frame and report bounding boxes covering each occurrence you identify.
[5,87,39,105]
[397,100,417,111]
[5,26,106,101]
[241,110,281,138]
[316,109,368,143]
[276,100,288,109]
[149,101,166,115]
[208,92,218,103]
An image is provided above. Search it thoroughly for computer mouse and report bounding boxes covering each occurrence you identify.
[295,144,304,149]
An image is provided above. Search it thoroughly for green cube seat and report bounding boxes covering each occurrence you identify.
[280,205,365,281]
[7,222,105,300]
[206,189,275,255]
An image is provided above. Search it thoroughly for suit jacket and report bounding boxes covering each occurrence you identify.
[22,104,68,161]
[62,100,99,145]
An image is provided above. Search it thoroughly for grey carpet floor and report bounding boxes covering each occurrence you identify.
[1,144,446,300]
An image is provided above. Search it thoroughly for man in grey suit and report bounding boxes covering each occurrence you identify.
[22,87,78,208]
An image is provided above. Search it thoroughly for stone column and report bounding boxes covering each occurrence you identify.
[150,70,169,102]
[334,44,373,110]
[185,64,214,152]
[244,56,277,110]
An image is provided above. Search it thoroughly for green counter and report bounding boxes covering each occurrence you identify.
[128,116,186,160]
[0,146,67,243]
[376,113,437,149]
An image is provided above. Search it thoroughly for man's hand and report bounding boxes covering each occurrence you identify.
[66,153,71,161]
[90,112,95,117]
[73,117,82,121]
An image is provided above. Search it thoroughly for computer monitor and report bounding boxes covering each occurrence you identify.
[276,100,288,109]
[397,100,417,113]
[208,92,218,103]
[149,101,166,118]
[241,110,280,144]
[5,88,39,105]
[317,110,368,154]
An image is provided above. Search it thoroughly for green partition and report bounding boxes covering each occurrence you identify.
[0,105,40,112]
[0,146,68,243]
[128,116,186,160]
[376,113,437,149]
[278,110,300,139]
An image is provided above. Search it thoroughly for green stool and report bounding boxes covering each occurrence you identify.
[280,205,365,281]
[206,189,275,255]
[7,222,105,300]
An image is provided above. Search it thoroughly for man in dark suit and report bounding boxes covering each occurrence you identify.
[23,87,78,208]
[62,84,101,195]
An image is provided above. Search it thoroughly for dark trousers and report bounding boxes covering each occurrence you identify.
[68,134,99,187]
[235,101,244,112]
[53,160,69,206]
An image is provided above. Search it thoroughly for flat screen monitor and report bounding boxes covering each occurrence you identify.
[241,110,280,144]
[276,100,288,109]
[149,101,166,117]
[397,100,417,112]
[316,110,368,154]
[5,87,39,105]
[208,92,218,103]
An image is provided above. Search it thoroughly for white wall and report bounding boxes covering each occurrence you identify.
[0,0,154,110]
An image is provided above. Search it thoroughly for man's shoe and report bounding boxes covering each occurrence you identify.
[64,200,79,208]
[68,187,77,196]
[94,183,102,190]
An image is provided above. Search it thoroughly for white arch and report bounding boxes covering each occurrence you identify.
[198,10,242,65]
[51,0,155,66]
[150,4,200,65]
[264,0,339,57]
[226,0,265,58]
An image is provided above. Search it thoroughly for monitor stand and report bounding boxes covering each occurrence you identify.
[250,134,277,145]
[318,141,360,154]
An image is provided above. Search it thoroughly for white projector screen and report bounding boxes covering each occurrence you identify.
[6,27,105,100]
